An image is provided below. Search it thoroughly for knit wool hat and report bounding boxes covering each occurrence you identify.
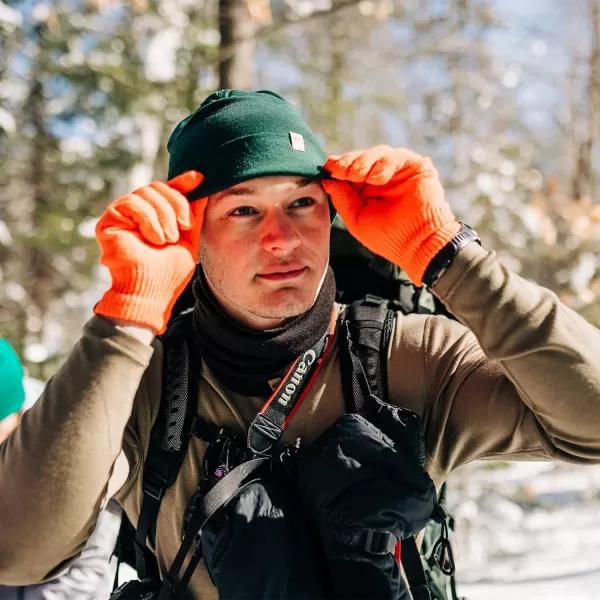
[167,89,328,200]
[0,338,25,422]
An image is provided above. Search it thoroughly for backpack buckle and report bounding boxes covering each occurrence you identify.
[190,415,221,443]
[363,294,386,307]
[143,472,168,501]
[362,530,397,555]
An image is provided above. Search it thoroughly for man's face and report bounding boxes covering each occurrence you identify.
[198,175,331,329]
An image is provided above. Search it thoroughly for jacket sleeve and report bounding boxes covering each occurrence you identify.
[387,243,600,483]
[21,500,123,600]
[0,316,154,585]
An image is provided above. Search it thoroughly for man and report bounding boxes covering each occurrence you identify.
[1,89,599,599]
[0,338,122,600]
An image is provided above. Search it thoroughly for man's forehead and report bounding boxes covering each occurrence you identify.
[213,176,319,200]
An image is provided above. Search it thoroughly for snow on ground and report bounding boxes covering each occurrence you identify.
[458,568,600,600]
[448,460,600,598]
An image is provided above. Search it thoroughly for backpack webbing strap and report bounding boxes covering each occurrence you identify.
[402,537,433,600]
[340,295,393,415]
[340,296,433,600]
[134,314,199,580]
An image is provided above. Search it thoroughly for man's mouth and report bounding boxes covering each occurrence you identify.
[257,266,307,281]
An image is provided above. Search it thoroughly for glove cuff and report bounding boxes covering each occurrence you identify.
[378,220,461,286]
[94,265,193,333]
[406,221,462,286]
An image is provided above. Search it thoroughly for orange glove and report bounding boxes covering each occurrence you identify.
[94,171,205,334]
[322,145,460,286]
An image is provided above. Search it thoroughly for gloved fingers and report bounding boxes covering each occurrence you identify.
[363,148,415,186]
[167,170,204,196]
[190,196,209,224]
[343,145,393,183]
[322,180,364,230]
[96,194,168,246]
[180,197,209,252]
[323,150,367,180]
[135,185,181,243]
[326,147,436,187]
[147,181,193,231]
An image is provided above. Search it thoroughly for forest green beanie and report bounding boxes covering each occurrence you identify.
[0,338,25,422]
[167,89,328,200]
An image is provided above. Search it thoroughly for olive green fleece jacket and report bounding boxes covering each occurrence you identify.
[1,243,600,599]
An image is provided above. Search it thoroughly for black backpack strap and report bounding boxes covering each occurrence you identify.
[134,312,199,581]
[340,295,434,600]
[401,538,433,600]
[339,294,394,416]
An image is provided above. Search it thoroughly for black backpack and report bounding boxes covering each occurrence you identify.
[112,218,463,600]
[330,219,464,600]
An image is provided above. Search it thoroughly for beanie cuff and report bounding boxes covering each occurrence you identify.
[175,132,328,200]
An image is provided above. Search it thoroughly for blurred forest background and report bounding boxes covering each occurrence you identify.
[1,0,600,379]
[3,2,600,595]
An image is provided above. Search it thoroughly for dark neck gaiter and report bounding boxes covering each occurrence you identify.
[192,267,336,396]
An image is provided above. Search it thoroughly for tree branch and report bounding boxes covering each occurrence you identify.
[212,0,366,69]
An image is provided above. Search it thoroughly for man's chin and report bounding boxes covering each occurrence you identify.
[251,290,316,320]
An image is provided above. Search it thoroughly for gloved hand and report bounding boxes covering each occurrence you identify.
[94,170,205,334]
[322,145,460,286]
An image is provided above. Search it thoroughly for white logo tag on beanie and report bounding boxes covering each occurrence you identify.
[289,132,305,152]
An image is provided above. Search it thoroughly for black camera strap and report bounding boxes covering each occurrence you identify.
[246,314,335,455]
[159,314,335,600]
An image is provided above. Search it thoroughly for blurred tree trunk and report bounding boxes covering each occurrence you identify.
[446,0,468,172]
[585,0,600,202]
[21,22,56,379]
[219,0,256,89]
[568,39,585,201]
[321,15,345,149]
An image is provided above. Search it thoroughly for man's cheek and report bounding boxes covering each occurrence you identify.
[228,244,250,261]
[198,234,224,264]
[304,226,331,259]
[197,240,207,263]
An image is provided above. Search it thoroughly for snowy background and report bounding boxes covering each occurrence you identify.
[448,461,600,599]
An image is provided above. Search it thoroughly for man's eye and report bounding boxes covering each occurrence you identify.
[290,197,316,209]
[230,206,258,217]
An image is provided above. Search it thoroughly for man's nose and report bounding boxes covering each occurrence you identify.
[259,209,301,255]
